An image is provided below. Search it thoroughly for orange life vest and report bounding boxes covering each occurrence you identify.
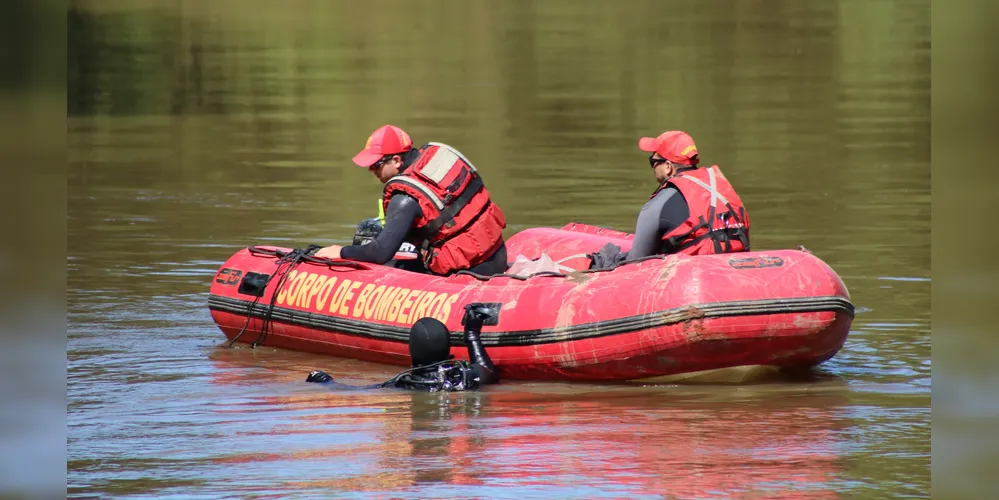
[654,165,751,255]
[382,143,507,275]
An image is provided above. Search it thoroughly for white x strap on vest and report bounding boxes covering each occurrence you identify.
[682,167,728,208]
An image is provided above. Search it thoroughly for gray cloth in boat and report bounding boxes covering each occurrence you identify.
[588,243,627,270]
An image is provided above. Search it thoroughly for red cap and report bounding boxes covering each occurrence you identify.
[638,130,699,165]
[352,125,414,167]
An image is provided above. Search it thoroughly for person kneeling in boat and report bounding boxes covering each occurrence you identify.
[314,125,509,277]
[306,303,500,392]
[590,130,751,269]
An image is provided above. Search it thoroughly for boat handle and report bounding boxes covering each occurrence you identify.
[301,255,374,270]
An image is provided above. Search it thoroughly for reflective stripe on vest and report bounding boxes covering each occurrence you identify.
[425,141,478,174]
[385,176,445,211]
[418,145,461,184]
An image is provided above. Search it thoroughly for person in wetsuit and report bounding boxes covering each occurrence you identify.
[590,130,751,269]
[306,303,500,392]
[314,125,508,276]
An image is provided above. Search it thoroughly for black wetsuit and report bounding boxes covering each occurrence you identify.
[340,193,508,276]
[307,319,499,392]
[625,184,691,259]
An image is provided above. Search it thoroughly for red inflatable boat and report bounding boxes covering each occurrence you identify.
[208,223,853,383]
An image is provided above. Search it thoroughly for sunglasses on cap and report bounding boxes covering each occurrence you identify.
[648,154,669,168]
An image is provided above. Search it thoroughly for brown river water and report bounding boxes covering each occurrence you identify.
[68,1,929,498]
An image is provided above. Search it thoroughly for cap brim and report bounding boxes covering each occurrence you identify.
[638,137,658,152]
[352,149,383,167]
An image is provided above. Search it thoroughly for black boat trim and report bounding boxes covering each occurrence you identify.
[209,295,854,347]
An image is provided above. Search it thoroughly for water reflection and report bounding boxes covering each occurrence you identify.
[203,349,851,498]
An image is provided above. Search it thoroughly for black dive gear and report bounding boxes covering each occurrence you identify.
[306,302,501,392]
[409,317,452,367]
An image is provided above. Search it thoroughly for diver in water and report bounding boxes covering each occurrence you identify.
[306,302,500,392]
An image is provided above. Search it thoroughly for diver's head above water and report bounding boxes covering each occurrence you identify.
[306,304,500,391]
[408,317,452,367]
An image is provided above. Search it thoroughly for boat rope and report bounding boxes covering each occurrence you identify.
[552,253,590,273]
[226,244,323,348]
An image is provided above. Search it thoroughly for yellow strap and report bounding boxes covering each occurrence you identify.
[377,198,385,226]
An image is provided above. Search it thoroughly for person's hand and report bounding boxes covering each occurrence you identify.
[306,370,331,383]
[315,245,343,259]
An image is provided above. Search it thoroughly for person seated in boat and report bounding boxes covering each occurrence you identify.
[591,130,751,269]
[306,303,500,392]
[314,125,509,277]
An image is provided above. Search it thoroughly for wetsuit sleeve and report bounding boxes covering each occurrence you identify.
[625,187,689,259]
[340,194,423,264]
[465,328,499,385]
[306,370,383,390]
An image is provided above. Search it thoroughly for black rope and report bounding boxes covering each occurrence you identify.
[226,244,322,348]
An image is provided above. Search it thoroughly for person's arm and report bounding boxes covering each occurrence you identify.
[462,305,499,386]
[306,370,383,390]
[340,194,422,264]
[465,325,499,386]
[625,187,688,259]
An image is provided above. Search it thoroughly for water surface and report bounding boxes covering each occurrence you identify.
[68,1,929,497]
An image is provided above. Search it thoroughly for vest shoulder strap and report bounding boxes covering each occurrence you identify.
[411,175,485,241]
[384,175,445,211]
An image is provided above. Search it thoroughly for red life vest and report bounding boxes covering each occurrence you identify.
[382,142,507,275]
[653,165,751,255]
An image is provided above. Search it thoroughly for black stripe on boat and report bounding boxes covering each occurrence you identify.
[209,295,854,347]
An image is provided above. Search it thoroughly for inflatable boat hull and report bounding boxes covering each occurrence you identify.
[208,225,853,382]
